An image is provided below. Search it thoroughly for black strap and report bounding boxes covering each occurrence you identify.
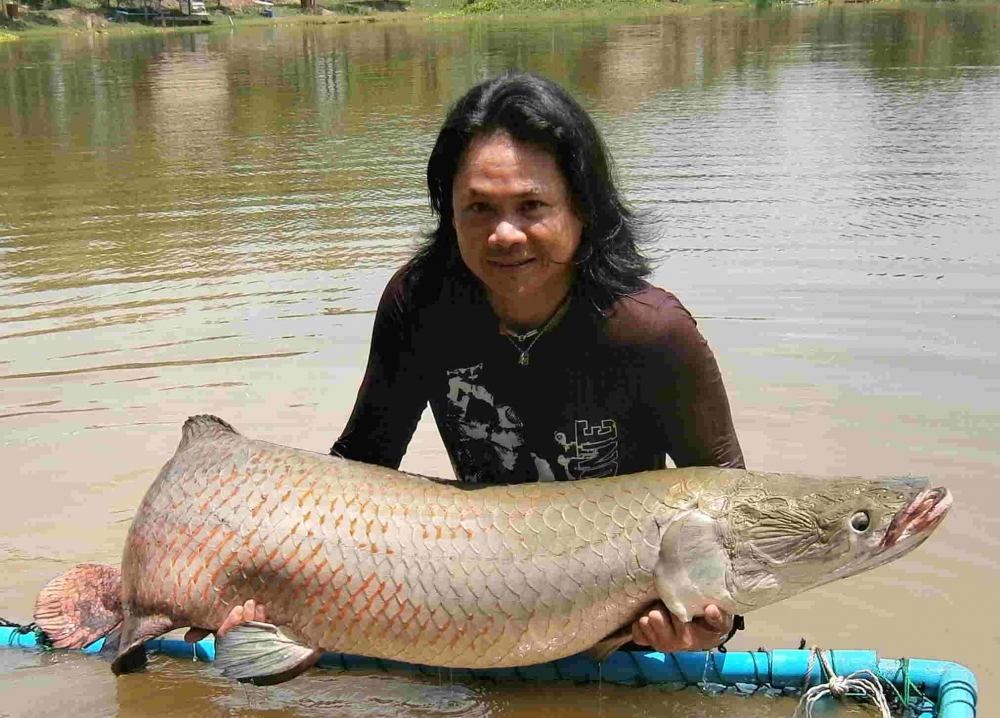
[716,614,745,653]
[0,617,35,634]
[0,618,52,647]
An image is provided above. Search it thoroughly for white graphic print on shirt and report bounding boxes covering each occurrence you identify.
[555,419,620,479]
[445,364,526,479]
[444,364,619,482]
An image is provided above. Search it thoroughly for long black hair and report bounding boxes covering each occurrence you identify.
[410,71,651,316]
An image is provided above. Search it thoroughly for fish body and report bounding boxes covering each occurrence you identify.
[34,416,950,684]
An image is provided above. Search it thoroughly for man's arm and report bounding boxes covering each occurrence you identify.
[624,291,745,650]
[331,273,428,468]
[651,303,745,470]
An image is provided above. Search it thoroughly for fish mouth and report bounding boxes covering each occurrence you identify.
[880,487,951,550]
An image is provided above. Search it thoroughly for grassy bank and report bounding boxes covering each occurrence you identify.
[1,0,994,37]
[0,0,420,36]
[435,0,1000,16]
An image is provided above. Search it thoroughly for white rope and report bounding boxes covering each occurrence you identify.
[794,648,893,718]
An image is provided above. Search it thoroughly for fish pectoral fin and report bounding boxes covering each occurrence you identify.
[215,620,321,686]
[584,626,634,663]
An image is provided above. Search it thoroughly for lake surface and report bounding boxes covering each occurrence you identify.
[1,5,998,716]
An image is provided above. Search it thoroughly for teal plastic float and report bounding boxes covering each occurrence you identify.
[1,625,977,717]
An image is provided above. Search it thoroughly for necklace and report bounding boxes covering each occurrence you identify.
[498,294,571,367]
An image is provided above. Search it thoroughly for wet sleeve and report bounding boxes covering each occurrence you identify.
[649,306,745,470]
[330,274,428,470]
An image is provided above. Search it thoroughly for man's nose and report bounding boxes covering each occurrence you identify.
[488,218,528,249]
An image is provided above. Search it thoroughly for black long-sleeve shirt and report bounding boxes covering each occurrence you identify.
[333,267,744,482]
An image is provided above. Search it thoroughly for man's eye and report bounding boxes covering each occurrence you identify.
[522,200,546,213]
[467,202,491,214]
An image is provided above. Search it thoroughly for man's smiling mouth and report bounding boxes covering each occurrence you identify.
[488,258,535,268]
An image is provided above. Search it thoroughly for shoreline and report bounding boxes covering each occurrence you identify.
[2,0,993,40]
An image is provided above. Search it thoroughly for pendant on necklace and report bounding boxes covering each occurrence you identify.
[518,352,530,366]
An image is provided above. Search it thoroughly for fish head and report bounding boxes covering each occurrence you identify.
[721,473,951,612]
[651,471,950,622]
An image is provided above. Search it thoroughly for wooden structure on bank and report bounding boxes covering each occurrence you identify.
[106,0,213,25]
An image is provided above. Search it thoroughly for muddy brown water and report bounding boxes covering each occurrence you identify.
[1,6,998,716]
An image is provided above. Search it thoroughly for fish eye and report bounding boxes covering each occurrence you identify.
[850,511,871,532]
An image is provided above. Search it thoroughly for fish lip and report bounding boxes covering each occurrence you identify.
[880,487,951,550]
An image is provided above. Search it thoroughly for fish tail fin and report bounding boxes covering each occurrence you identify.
[111,613,176,675]
[215,621,322,686]
[33,563,123,650]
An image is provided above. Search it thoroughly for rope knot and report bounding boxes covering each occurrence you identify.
[827,674,850,698]
[795,648,892,718]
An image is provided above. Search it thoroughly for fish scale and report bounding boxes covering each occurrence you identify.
[117,416,664,669]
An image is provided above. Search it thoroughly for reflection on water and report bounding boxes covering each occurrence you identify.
[1,6,998,718]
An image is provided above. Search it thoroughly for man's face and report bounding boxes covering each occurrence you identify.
[452,131,583,327]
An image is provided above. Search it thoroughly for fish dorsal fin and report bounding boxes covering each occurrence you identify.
[178,414,240,452]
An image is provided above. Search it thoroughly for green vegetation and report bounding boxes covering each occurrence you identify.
[454,0,661,16]
[2,0,997,36]
[318,0,407,12]
[386,0,1000,18]
[0,0,410,34]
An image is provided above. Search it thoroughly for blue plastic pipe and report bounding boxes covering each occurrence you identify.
[1,626,976,716]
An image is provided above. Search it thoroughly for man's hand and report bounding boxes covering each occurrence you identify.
[630,602,732,652]
[183,599,268,643]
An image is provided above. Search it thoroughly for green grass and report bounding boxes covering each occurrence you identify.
[456,0,663,14]
[0,0,412,33]
[318,0,408,12]
[4,0,995,35]
[412,0,759,18]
